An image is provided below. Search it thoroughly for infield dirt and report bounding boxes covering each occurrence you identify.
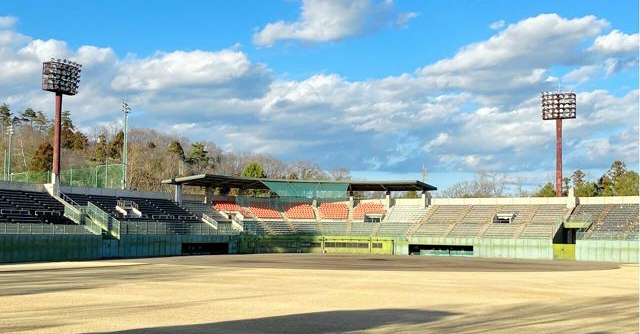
[0,254,637,333]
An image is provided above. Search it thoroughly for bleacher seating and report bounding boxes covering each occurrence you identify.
[247,202,282,219]
[352,202,384,220]
[376,221,414,236]
[349,222,378,236]
[383,205,428,222]
[322,221,346,235]
[412,223,450,237]
[482,224,519,238]
[290,220,321,235]
[459,205,497,224]
[588,204,639,240]
[283,203,315,220]
[425,205,467,224]
[65,193,199,222]
[318,202,348,220]
[448,224,483,238]
[264,220,295,235]
[0,189,74,225]
[213,200,252,218]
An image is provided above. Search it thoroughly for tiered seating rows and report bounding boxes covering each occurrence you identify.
[318,202,348,220]
[0,189,74,225]
[283,203,315,220]
[352,202,384,219]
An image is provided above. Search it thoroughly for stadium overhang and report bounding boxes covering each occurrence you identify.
[162,174,437,193]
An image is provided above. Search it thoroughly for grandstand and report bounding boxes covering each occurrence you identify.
[0,173,638,263]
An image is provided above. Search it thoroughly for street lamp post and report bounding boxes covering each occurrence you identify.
[41,59,82,186]
[122,101,130,190]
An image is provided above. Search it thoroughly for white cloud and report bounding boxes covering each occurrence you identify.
[0,13,636,187]
[111,49,268,92]
[0,16,17,29]
[589,29,639,56]
[253,0,417,47]
[489,20,505,30]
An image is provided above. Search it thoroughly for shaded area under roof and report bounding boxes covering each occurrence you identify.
[162,174,437,193]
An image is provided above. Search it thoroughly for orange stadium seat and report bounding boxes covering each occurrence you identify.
[318,202,348,220]
[283,203,315,219]
[353,202,384,219]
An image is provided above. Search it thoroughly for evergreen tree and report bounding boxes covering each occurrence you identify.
[186,142,209,166]
[535,182,556,197]
[0,103,11,128]
[30,142,53,172]
[108,131,124,159]
[94,134,108,163]
[167,140,185,161]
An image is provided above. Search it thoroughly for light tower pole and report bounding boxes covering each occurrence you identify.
[541,91,576,197]
[41,59,82,186]
[7,124,13,180]
[121,101,130,190]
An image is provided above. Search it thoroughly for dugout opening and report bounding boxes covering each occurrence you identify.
[409,244,474,257]
[182,243,229,255]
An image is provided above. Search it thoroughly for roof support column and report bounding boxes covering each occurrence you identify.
[205,186,213,204]
[384,191,391,210]
[174,184,183,205]
[421,191,429,208]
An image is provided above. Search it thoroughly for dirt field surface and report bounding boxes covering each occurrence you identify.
[0,254,637,334]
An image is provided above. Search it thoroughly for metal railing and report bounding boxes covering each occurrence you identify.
[201,213,218,229]
[0,223,93,235]
[120,221,219,235]
[86,202,120,239]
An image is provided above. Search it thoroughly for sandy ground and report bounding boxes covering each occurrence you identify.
[0,254,637,334]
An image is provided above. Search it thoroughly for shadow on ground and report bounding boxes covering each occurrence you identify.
[93,308,454,334]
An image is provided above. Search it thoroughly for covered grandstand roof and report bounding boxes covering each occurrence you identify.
[161,174,436,193]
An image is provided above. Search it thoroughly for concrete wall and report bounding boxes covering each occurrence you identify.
[475,238,553,260]
[0,234,102,263]
[576,196,640,205]
[59,185,171,200]
[406,236,553,260]
[0,180,45,192]
[576,240,639,263]
[431,197,568,206]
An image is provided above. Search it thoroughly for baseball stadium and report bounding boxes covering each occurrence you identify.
[1,2,639,333]
[0,169,637,333]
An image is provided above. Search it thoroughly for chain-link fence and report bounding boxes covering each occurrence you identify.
[7,163,125,189]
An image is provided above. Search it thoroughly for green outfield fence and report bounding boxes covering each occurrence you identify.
[7,163,125,189]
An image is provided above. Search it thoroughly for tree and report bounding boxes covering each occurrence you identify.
[597,160,638,196]
[0,103,11,128]
[330,167,351,181]
[440,171,507,198]
[242,162,266,178]
[186,142,209,166]
[167,140,185,161]
[108,131,124,159]
[33,111,50,133]
[21,108,37,126]
[29,142,53,172]
[535,182,556,197]
[94,134,107,163]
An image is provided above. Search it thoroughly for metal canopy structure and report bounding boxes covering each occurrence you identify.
[162,174,437,195]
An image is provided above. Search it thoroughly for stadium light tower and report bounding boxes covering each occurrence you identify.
[541,91,576,197]
[121,100,131,190]
[42,58,82,186]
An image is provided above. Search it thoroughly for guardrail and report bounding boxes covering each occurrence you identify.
[230,215,244,232]
[201,213,218,229]
[120,221,219,235]
[86,202,120,239]
[0,223,93,235]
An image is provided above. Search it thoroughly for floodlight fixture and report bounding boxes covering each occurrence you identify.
[540,91,577,197]
[41,58,82,186]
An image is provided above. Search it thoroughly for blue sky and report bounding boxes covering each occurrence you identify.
[0,0,638,192]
